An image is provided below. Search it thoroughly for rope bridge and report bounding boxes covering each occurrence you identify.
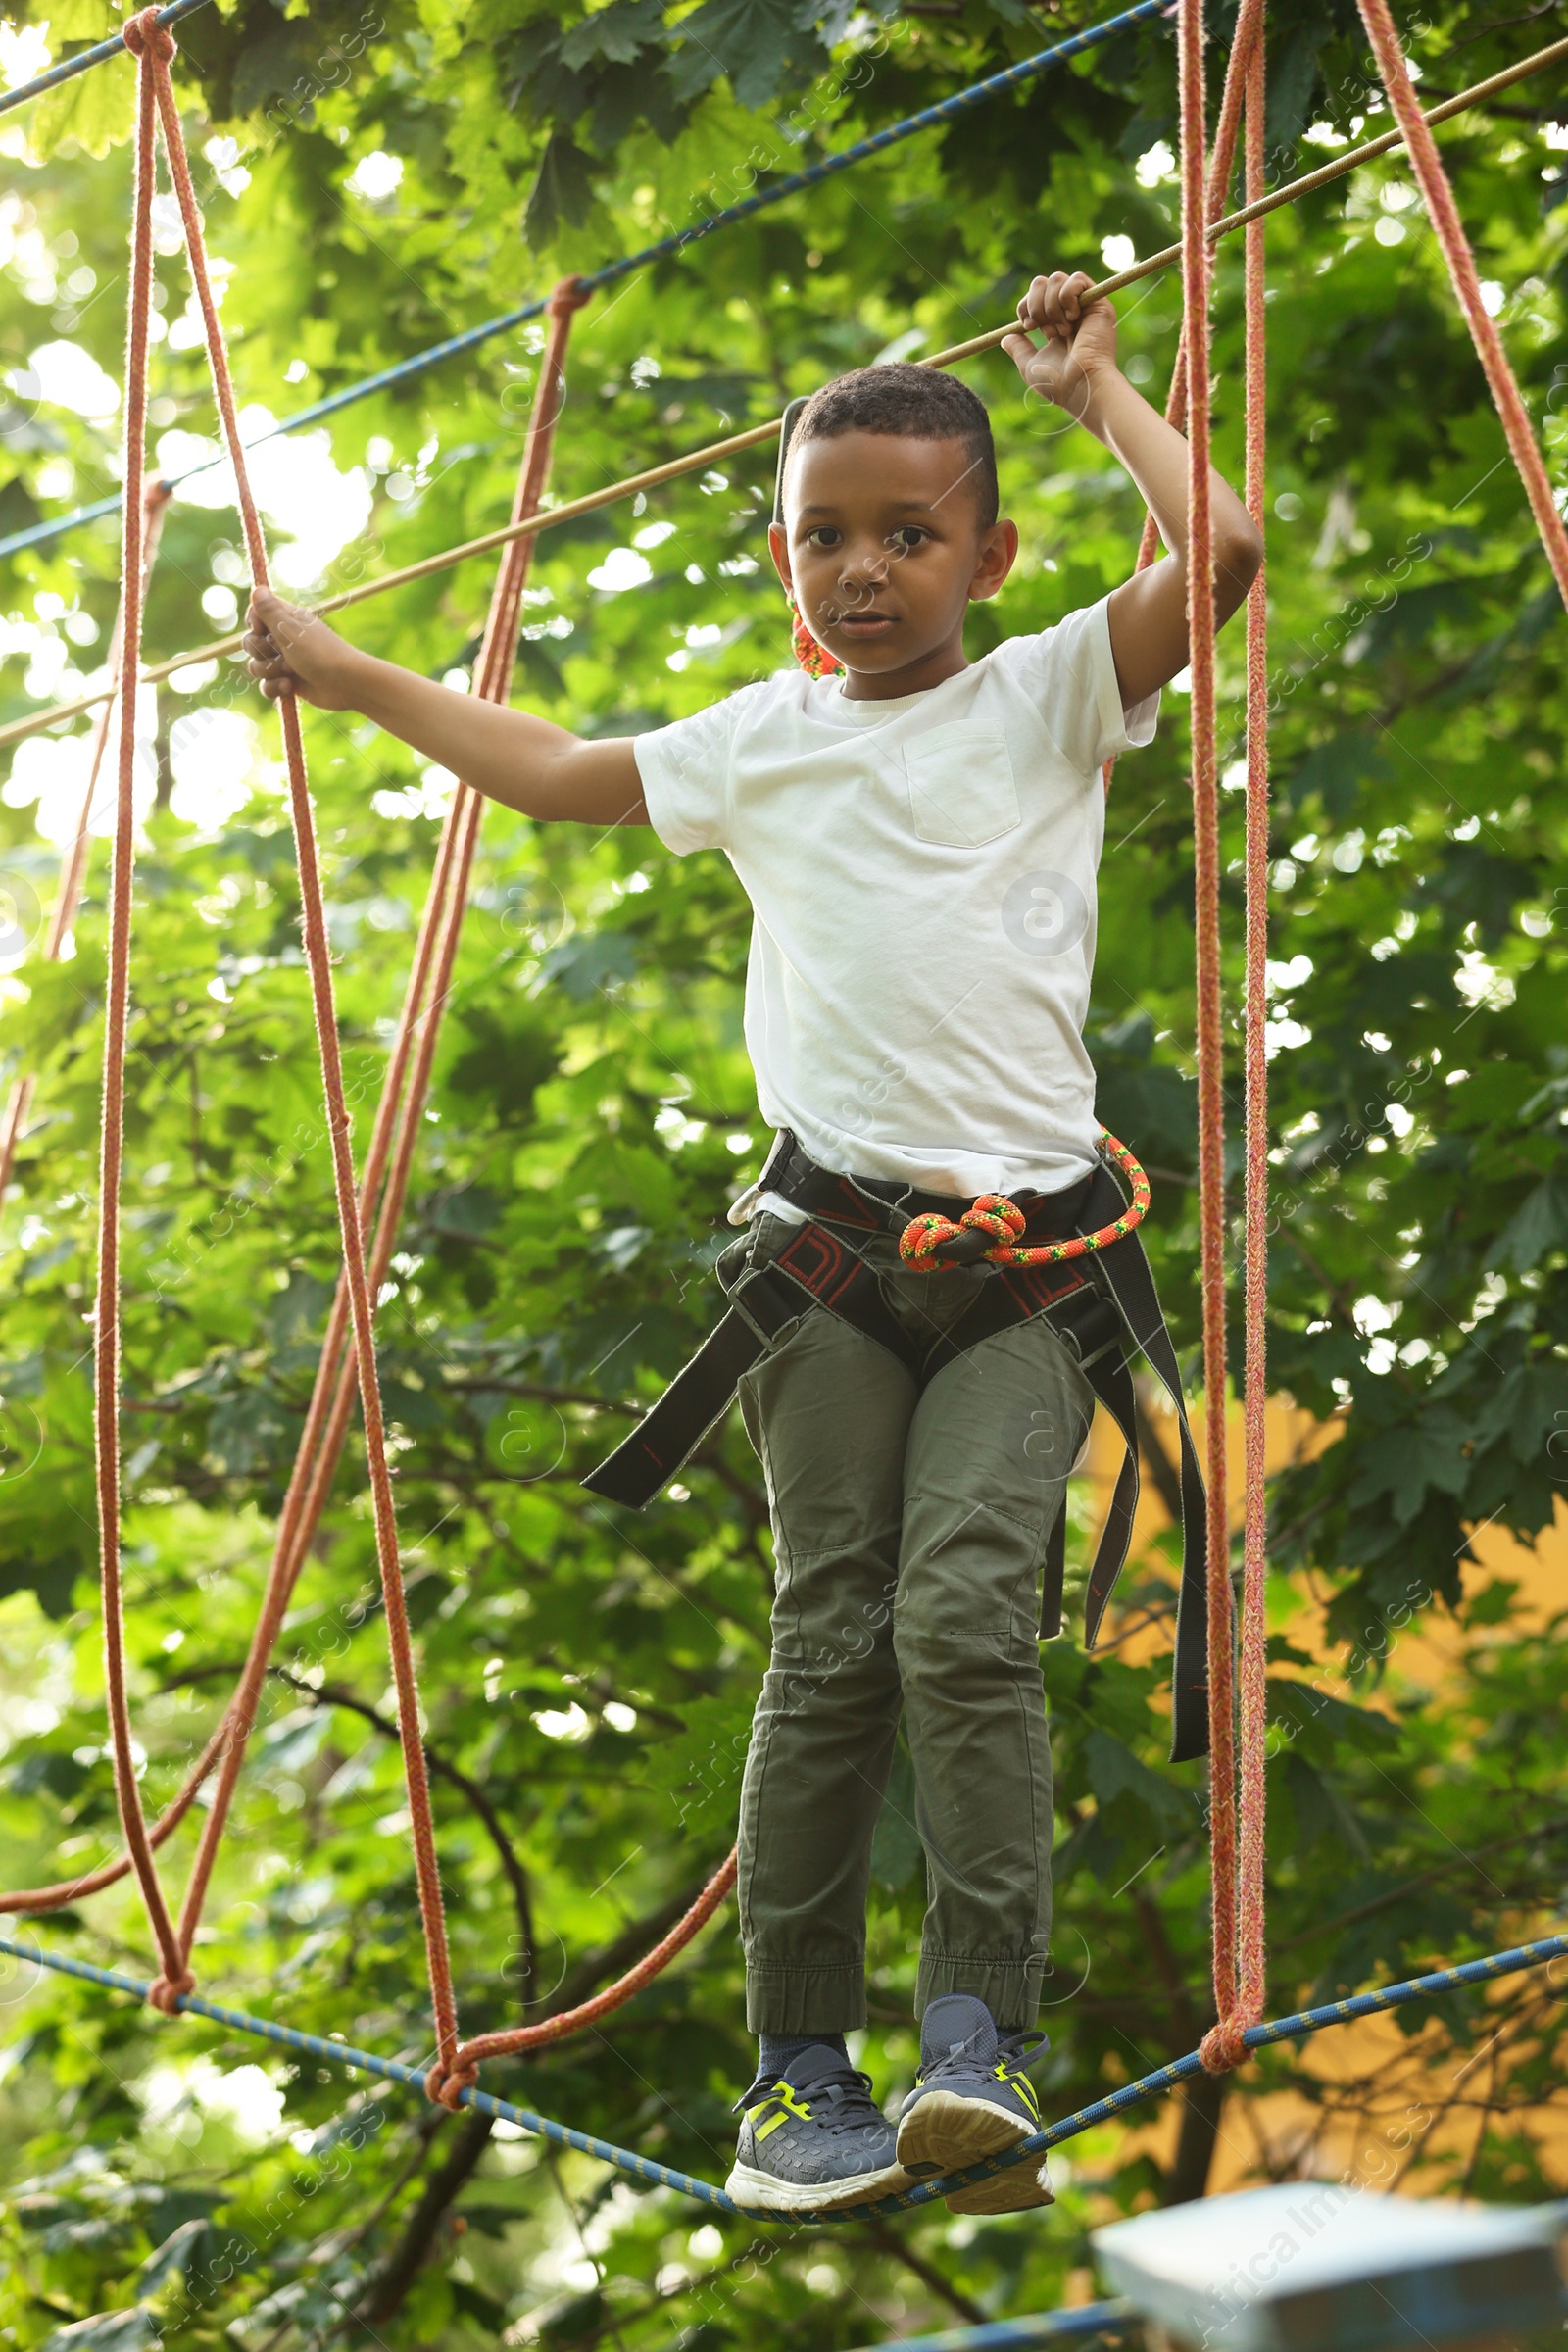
[2,1932,1563,2222]
[3,0,1567,2222]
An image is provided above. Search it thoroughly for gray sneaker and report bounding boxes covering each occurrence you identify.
[897,1994,1054,2215]
[725,2043,910,2216]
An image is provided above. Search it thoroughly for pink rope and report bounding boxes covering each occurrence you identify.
[1357,0,1568,613]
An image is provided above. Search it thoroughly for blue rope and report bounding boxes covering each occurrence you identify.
[2,1928,1562,2224]
[0,0,1170,564]
[0,0,212,117]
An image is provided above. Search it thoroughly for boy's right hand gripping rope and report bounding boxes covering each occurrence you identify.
[898,1129,1150,1270]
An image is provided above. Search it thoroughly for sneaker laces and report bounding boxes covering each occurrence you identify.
[924,2023,1049,2087]
[735,2060,888,2138]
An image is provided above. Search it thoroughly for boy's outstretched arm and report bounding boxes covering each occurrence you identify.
[243,588,648,826]
[1001,271,1263,712]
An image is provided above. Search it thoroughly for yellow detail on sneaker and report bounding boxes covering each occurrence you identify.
[994,2061,1040,2121]
[748,2082,815,2143]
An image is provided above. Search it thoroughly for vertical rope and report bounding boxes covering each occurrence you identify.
[1206,18,1272,2073]
[1356,0,1568,613]
[1236,18,1271,2046]
[1176,0,1239,2047]
[1133,0,1265,589]
[98,19,190,2005]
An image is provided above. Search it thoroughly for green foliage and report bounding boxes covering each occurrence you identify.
[1,0,1567,2338]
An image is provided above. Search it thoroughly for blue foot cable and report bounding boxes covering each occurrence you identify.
[1,1928,1562,2225]
[0,0,213,118]
[0,0,1170,564]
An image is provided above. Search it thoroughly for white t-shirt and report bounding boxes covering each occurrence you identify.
[632,595,1157,1203]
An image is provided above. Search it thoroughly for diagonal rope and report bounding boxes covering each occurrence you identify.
[1356,0,1568,613]
[5,1925,1566,2221]
[120,10,459,2063]
[163,274,591,1979]
[0,0,1170,557]
[5,28,1565,758]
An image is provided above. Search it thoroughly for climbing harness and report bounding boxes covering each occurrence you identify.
[584,1129,1210,1764]
[3,0,1568,2220]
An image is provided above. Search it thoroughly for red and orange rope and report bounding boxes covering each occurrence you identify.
[13,0,1568,2113]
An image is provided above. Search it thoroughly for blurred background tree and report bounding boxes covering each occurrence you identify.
[0,0,1566,2339]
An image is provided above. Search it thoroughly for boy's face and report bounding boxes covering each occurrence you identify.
[767,430,1018,700]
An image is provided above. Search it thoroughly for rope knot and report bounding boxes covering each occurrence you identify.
[1199,2019,1250,2075]
[147,1968,194,2015]
[425,2054,480,2111]
[123,8,176,62]
[899,1193,1026,1270]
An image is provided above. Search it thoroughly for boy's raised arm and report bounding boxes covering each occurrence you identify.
[1002,271,1263,712]
[244,587,649,827]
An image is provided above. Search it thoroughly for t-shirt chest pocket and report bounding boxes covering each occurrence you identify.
[903,723,1021,848]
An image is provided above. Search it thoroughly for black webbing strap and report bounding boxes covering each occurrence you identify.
[1065,1166,1211,1764]
[579,1305,768,1507]
[580,1220,920,1506]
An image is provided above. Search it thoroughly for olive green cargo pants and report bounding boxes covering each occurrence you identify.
[723,1213,1095,2034]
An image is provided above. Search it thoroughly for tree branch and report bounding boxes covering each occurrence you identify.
[161,1660,536,1986]
[854,2217,988,2325]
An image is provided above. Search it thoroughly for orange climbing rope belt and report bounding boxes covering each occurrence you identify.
[3,0,1567,2152]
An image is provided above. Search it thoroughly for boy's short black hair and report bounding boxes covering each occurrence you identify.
[785,363,999,528]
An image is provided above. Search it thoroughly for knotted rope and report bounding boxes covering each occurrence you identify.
[898,1130,1150,1270]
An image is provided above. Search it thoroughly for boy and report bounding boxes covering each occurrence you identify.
[246,270,1261,2217]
